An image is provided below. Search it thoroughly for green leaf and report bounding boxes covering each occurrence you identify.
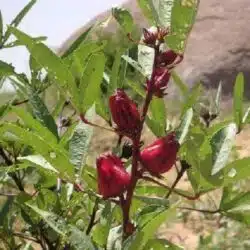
[4,0,37,43]
[69,226,95,250]
[107,226,123,250]
[80,53,106,113]
[18,155,58,173]
[69,120,93,175]
[108,50,122,95]
[220,189,250,212]
[122,55,146,77]
[223,157,250,185]
[215,81,222,114]
[0,197,14,226]
[29,91,59,139]
[176,108,193,144]
[144,239,182,250]
[61,26,93,58]
[26,203,67,235]
[126,78,146,98]
[0,10,3,43]
[12,106,58,145]
[0,123,75,181]
[136,0,158,25]
[181,82,202,114]
[171,70,188,96]
[166,0,199,52]
[243,106,250,124]
[134,195,169,207]
[146,97,166,137]
[0,102,11,118]
[233,72,244,132]
[10,27,80,111]
[210,123,237,175]
[158,0,175,27]
[224,211,250,225]
[112,7,134,33]
[10,0,36,27]
[138,44,155,79]
[128,205,177,250]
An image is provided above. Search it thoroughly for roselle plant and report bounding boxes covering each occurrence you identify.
[1,0,250,249]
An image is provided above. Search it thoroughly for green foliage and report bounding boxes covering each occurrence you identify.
[1,1,250,249]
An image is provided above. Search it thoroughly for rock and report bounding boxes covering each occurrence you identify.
[60,0,250,98]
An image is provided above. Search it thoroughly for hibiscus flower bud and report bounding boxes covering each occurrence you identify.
[140,132,179,176]
[109,89,141,138]
[142,28,157,46]
[97,153,131,198]
[156,50,178,67]
[147,67,171,97]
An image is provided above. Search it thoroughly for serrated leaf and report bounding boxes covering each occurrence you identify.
[223,157,250,185]
[108,50,122,95]
[165,0,199,52]
[0,10,3,43]
[112,8,134,33]
[69,120,93,175]
[171,70,188,96]
[0,123,74,181]
[61,26,93,58]
[12,106,58,145]
[138,44,155,79]
[182,82,202,114]
[210,123,237,175]
[144,239,182,250]
[18,155,58,173]
[10,27,80,111]
[176,108,193,144]
[26,203,66,235]
[136,0,158,25]
[126,78,146,98]
[107,226,123,250]
[4,0,37,42]
[128,204,177,250]
[134,195,169,207]
[29,91,59,139]
[122,55,146,77]
[215,81,222,114]
[158,0,175,27]
[147,97,166,136]
[80,53,106,113]
[69,226,96,250]
[233,72,244,132]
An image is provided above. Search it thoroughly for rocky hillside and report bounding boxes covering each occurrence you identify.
[60,0,250,97]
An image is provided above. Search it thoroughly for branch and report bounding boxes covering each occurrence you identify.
[178,206,220,214]
[13,232,41,243]
[142,176,200,200]
[86,198,99,235]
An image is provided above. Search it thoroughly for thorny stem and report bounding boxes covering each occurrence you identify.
[86,198,99,235]
[142,176,200,200]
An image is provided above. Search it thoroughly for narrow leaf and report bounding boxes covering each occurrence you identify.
[171,70,188,96]
[136,0,158,25]
[158,0,175,27]
[122,55,146,76]
[112,8,134,33]
[0,10,3,43]
[176,108,193,144]
[215,81,222,114]
[210,123,237,175]
[29,91,59,139]
[233,72,244,131]
[80,53,106,113]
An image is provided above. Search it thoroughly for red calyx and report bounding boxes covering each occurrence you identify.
[140,132,179,176]
[142,28,158,46]
[109,89,141,138]
[156,50,179,67]
[97,153,131,198]
[147,67,171,97]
